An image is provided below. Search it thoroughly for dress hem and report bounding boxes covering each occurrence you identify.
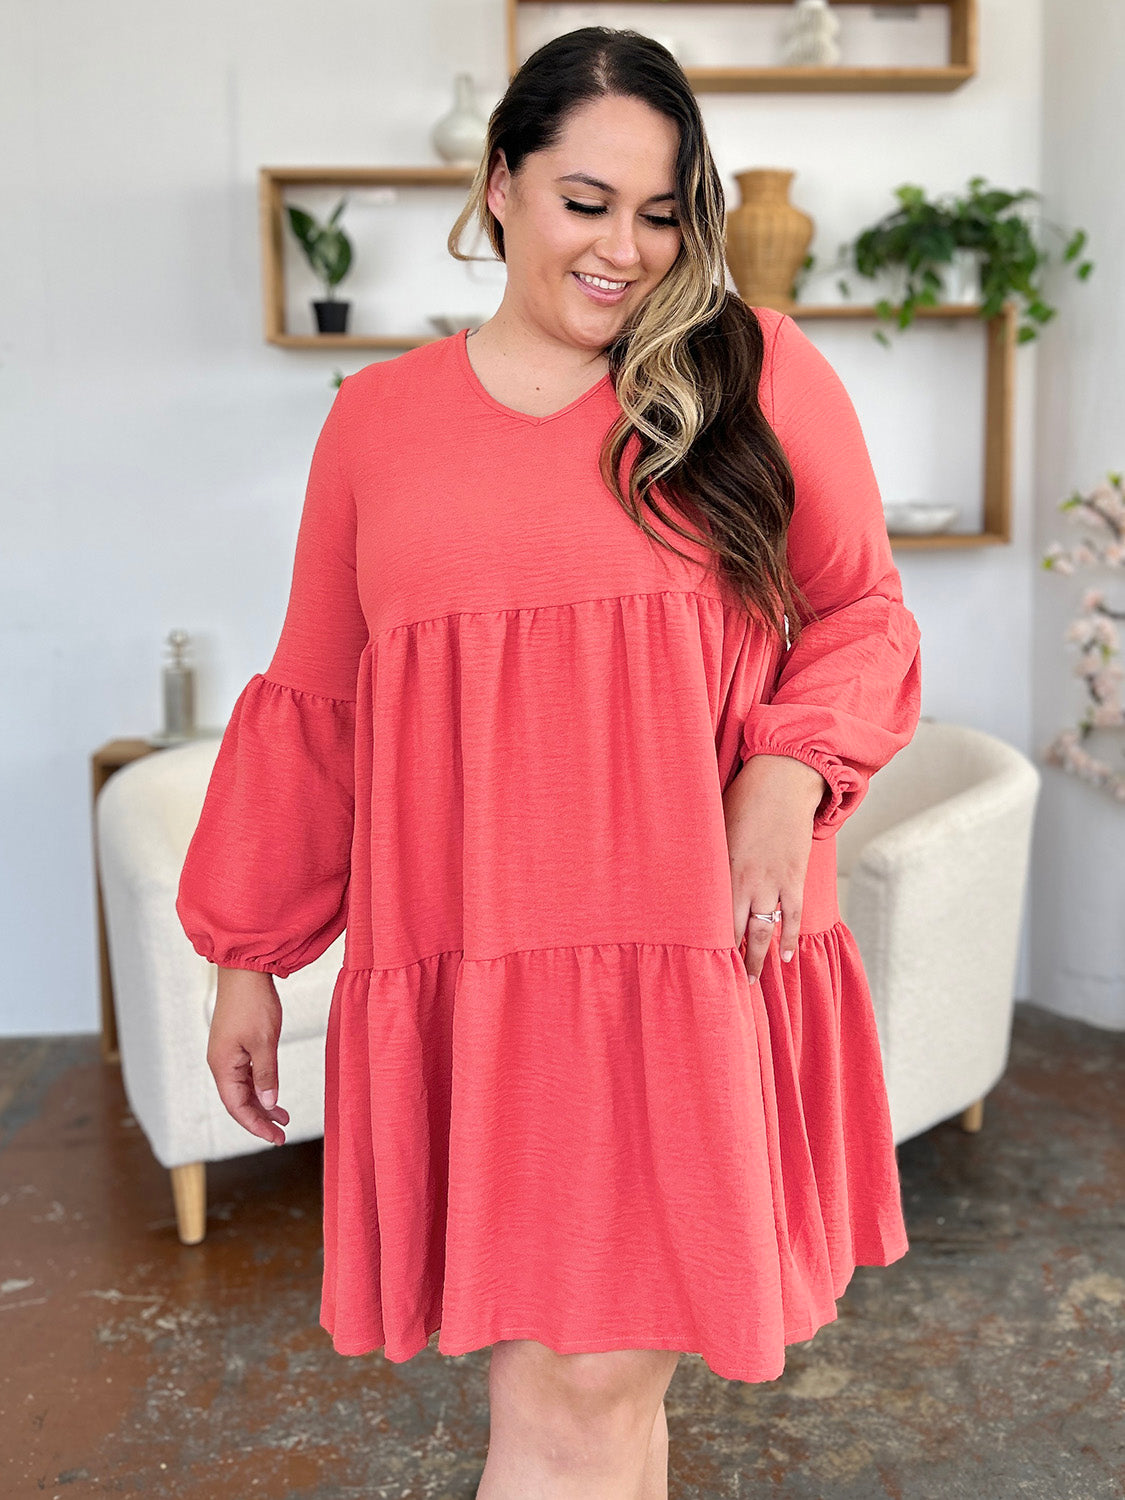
[318,1234,910,1384]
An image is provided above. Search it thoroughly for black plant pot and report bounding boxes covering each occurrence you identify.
[313,299,350,334]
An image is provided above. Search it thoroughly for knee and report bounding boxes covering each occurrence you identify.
[490,1340,677,1433]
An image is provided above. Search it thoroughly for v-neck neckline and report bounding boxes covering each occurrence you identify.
[455,326,613,426]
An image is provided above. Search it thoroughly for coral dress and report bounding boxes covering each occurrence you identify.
[176,306,923,1383]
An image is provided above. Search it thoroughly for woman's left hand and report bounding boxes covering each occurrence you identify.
[722,753,827,984]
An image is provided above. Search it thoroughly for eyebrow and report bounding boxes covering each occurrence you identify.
[554,172,677,205]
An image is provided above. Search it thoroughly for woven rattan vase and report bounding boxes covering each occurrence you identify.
[725,169,814,312]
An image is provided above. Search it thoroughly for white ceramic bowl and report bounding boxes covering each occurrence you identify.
[883,502,961,535]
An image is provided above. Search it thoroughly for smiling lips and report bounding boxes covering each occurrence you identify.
[573,270,632,303]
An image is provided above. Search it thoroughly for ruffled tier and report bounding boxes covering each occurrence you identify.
[319,922,908,1384]
[344,590,790,971]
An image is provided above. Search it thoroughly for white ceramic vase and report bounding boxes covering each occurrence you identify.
[432,73,487,167]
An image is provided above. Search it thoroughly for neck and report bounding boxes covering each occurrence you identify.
[467,306,610,382]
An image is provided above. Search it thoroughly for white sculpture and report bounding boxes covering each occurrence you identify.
[781,0,842,67]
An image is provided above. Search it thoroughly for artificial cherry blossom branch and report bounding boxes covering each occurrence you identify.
[1041,471,1125,802]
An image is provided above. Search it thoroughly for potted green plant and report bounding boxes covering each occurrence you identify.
[808,176,1093,347]
[286,196,354,334]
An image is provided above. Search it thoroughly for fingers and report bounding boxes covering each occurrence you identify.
[251,1053,279,1112]
[207,977,288,1146]
[207,1043,288,1146]
[219,1073,287,1145]
[734,883,802,983]
[740,903,776,984]
[247,1042,287,1144]
[777,895,799,964]
[725,765,812,983]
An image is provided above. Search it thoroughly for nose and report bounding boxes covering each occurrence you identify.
[592,214,643,272]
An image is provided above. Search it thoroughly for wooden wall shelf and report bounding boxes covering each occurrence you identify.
[507,0,977,93]
[259,165,477,349]
[786,301,1016,551]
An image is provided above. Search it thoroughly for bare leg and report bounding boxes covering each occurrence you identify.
[639,1397,670,1500]
[477,1340,680,1500]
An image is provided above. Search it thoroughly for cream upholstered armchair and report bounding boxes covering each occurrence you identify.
[95,737,343,1246]
[96,717,1039,1245]
[836,717,1041,1146]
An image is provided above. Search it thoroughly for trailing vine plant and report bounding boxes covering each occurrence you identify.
[802,176,1093,348]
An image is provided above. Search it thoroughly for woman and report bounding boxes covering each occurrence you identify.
[177,25,922,1499]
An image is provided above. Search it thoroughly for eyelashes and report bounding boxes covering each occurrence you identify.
[563,199,680,228]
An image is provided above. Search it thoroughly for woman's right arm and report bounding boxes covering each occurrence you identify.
[176,377,369,1141]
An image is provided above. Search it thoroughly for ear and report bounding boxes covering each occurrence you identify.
[486,148,511,225]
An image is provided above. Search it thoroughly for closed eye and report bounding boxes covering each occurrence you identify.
[563,199,680,228]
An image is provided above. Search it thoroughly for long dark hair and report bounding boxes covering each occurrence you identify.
[448,25,811,647]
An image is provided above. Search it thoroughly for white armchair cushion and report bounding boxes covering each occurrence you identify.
[837,719,1041,1144]
[96,738,343,1170]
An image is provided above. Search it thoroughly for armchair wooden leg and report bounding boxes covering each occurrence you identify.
[960,1097,985,1133]
[170,1161,207,1244]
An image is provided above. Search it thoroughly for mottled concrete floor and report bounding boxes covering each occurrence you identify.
[1,1001,1122,1499]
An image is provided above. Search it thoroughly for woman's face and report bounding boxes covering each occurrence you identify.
[486,93,683,354]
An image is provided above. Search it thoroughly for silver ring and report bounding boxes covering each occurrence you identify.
[749,910,782,924]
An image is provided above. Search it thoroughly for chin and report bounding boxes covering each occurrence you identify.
[571,321,623,350]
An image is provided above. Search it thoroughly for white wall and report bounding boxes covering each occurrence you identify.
[1,0,1059,1036]
[1029,0,1125,1030]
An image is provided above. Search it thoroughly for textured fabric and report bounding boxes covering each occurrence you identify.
[176,306,923,1382]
